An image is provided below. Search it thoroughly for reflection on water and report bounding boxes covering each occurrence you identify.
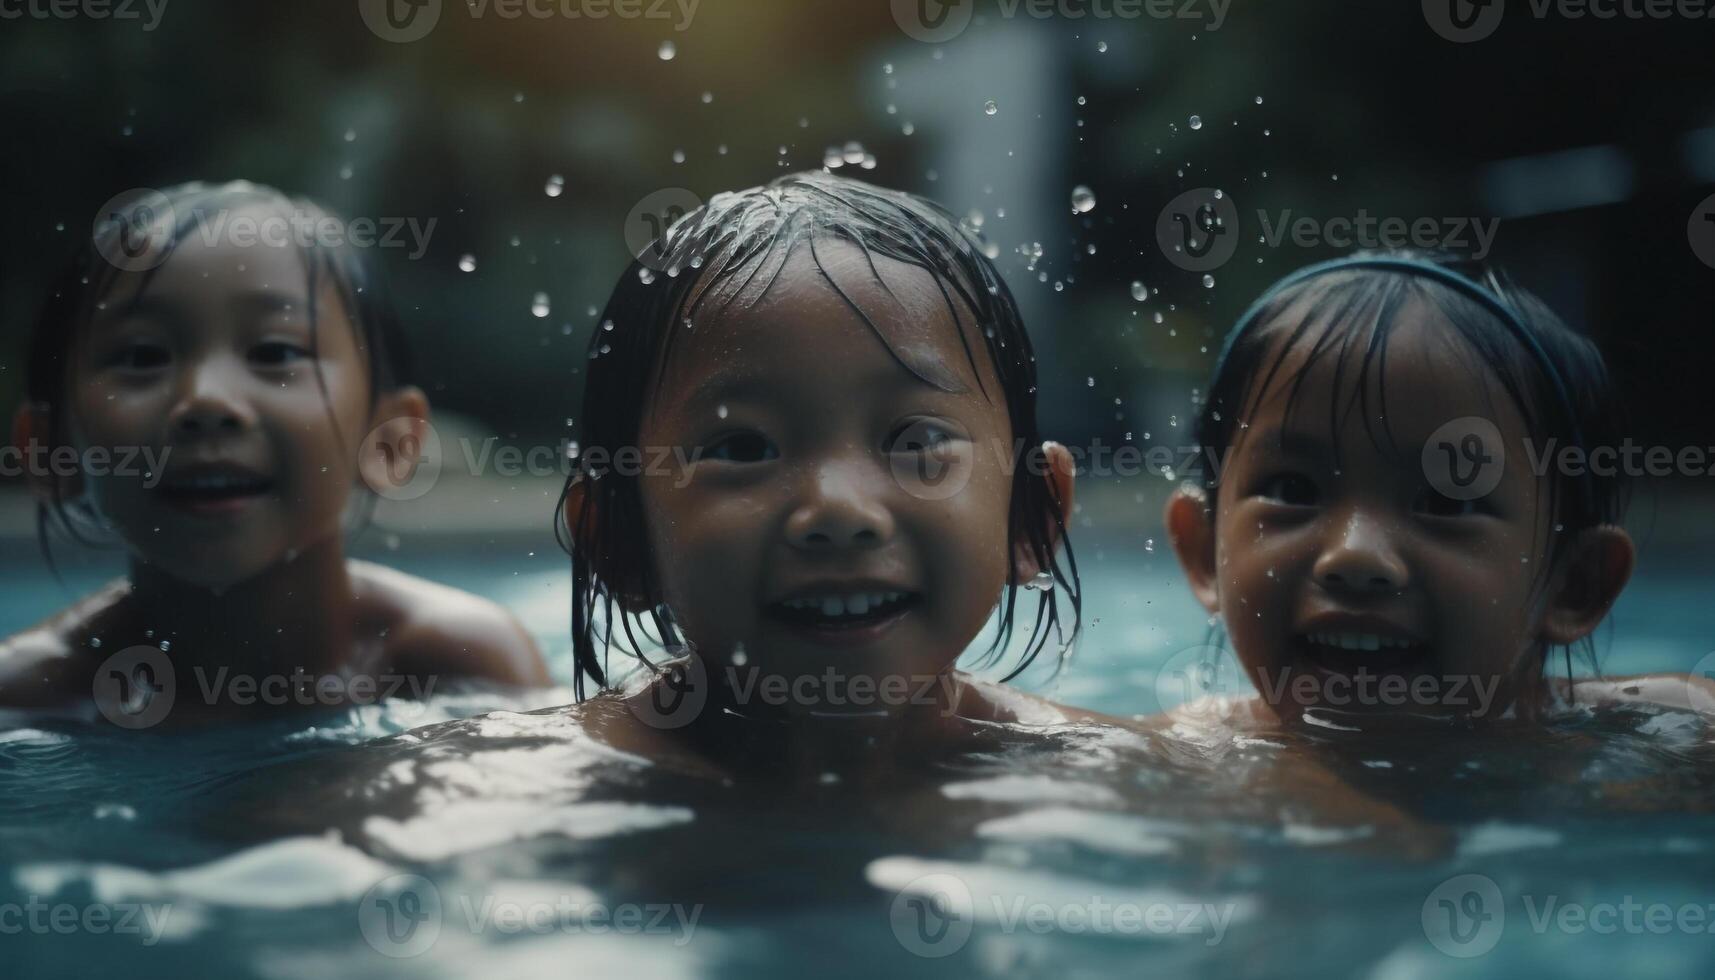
[5,683,1714,979]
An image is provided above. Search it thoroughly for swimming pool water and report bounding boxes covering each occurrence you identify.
[2,521,1713,979]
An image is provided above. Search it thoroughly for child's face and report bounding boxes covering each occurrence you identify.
[66,205,394,590]
[632,241,1024,716]
[1178,300,1566,723]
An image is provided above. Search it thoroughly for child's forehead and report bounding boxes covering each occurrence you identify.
[662,238,991,394]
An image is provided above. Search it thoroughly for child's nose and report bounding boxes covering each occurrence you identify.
[785,464,895,551]
[1312,510,1409,595]
[168,360,255,438]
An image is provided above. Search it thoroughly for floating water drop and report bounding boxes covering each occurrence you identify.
[1070,185,1096,214]
[1095,40,1108,52]
[1202,274,1216,288]
[716,404,728,419]
[1254,95,1264,105]
[1023,571,1056,592]
[1076,95,1087,106]
[1189,115,1203,130]
[1086,376,1095,387]
[457,254,476,273]
[344,128,357,142]
[657,39,676,60]
[843,141,866,165]
[983,100,998,116]
[531,292,550,318]
[601,319,614,332]
[1153,312,1165,324]
[700,91,713,104]
[672,149,685,164]
[545,174,564,198]
[1130,281,1147,301]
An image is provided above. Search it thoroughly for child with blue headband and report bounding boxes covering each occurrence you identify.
[1161,250,1711,729]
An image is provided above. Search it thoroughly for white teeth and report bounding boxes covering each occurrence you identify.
[820,597,846,616]
[783,591,910,618]
[1309,632,1414,652]
[848,594,871,615]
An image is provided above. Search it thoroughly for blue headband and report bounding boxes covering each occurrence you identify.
[1209,255,1592,511]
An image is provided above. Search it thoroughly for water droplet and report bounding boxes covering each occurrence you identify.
[1095,40,1108,52]
[983,100,998,116]
[638,268,656,284]
[1086,376,1095,387]
[843,140,866,165]
[545,174,564,197]
[1070,185,1096,214]
[1023,571,1056,592]
[601,319,615,332]
[89,637,102,649]
[531,292,551,318]
[159,640,171,652]
[823,146,844,169]
[1202,274,1215,288]
[732,643,749,666]
[701,90,713,104]
[716,404,729,420]
[344,127,357,142]
[1189,115,1203,130]
[1254,95,1264,105]
[657,39,676,60]
[1130,281,1147,302]
[1076,95,1087,106]
[672,149,686,164]
[1153,312,1165,324]
[457,254,477,273]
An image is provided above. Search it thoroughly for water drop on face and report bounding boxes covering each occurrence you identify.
[1070,184,1096,214]
[983,100,998,116]
[531,292,550,318]
[545,174,564,197]
[1202,274,1216,288]
[1189,115,1203,130]
[658,39,676,60]
[1130,281,1147,302]
[457,254,476,273]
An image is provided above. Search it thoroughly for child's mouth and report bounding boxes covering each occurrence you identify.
[1295,631,1429,677]
[158,468,275,517]
[765,589,923,643]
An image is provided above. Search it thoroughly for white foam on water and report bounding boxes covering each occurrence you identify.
[976,807,1179,856]
[942,774,1121,805]
[1458,821,1563,857]
[364,801,693,862]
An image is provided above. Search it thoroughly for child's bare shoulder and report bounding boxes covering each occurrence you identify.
[0,580,131,707]
[351,561,548,687]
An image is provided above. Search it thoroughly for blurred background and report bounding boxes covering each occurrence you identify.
[1,0,1712,702]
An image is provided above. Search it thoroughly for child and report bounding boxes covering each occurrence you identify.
[1161,250,1708,729]
[0,181,548,723]
[558,172,1109,777]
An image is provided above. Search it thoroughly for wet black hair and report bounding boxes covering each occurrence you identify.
[556,171,1080,700]
[1191,249,1629,674]
[24,180,413,561]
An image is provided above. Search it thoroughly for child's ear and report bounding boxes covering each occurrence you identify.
[357,386,430,491]
[1011,441,1076,582]
[1164,484,1221,615]
[11,402,79,502]
[561,475,654,615]
[1540,524,1634,645]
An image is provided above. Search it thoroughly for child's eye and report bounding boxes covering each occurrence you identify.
[1414,485,1490,518]
[250,341,312,367]
[887,419,961,454]
[104,342,171,372]
[1258,473,1319,506]
[697,431,779,464]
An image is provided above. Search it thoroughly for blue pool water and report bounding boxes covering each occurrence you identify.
[2,513,1713,979]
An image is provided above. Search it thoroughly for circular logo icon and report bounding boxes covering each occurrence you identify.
[629,655,708,730]
[890,0,973,42]
[358,0,442,42]
[1153,645,1248,721]
[92,645,176,729]
[1422,416,1505,502]
[1155,188,1240,274]
[91,188,176,273]
[1688,193,1715,271]
[1423,0,1505,42]
[624,188,704,272]
[358,417,442,501]
[888,420,975,502]
[1686,651,1715,715]
[359,873,442,957]
[1422,873,1504,957]
[889,872,974,957]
